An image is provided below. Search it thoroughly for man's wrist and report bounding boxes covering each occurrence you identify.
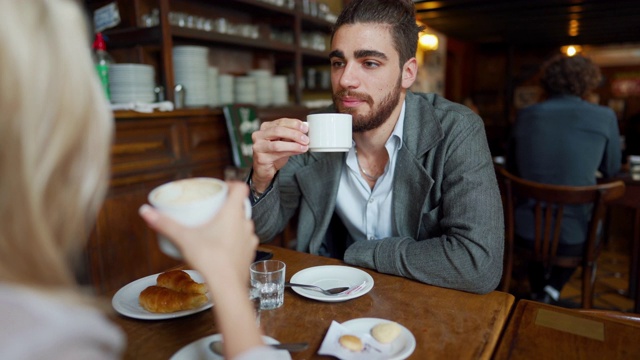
[248,178,265,202]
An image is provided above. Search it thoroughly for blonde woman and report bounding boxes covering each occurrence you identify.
[0,1,280,358]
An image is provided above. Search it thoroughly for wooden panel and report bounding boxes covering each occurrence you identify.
[494,300,640,359]
[86,112,234,295]
[88,169,182,295]
[111,118,183,176]
[85,108,311,294]
[184,115,232,165]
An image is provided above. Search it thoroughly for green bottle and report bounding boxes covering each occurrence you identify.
[92,32,113,101]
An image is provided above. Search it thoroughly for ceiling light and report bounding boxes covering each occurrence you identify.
[419,33,439,50]
[568,19,580,37]
[561,45,582,56]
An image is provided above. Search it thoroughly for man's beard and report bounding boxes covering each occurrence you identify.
[332,77,402,133]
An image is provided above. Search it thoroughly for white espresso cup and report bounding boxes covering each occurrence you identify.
[147,177,251,259]
[306,113,352,152]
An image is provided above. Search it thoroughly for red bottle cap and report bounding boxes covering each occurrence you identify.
[93,32,107,51]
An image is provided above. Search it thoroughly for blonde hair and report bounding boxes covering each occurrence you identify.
[0,0,113,294]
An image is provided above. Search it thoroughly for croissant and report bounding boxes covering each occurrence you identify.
[139,286,208,313]
[156,270,207,294]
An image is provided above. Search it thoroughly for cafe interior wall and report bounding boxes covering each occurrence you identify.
[411,28,447,96]
[442,41,640,156]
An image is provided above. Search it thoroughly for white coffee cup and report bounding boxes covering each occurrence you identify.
[147,177,251,259]
[306,113,352,152]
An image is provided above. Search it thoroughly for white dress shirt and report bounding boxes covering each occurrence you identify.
[335,101,406,245]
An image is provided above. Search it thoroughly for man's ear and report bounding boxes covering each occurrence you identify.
[401,57,418,89]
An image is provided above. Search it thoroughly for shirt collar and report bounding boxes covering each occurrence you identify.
[386,100,406,151]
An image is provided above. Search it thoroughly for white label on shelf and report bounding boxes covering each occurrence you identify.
[94,2,121,33]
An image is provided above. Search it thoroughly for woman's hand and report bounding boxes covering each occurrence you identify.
[139,182,258,283]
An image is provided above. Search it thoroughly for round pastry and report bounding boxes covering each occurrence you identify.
[371,321,402,344]
[339,334,364,352]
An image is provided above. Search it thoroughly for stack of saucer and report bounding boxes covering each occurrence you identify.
[271,75,289,105]
[208,66,219,107]
[234,76,257,104]
[173,46,209,107]
[248,69,272,106]
[218,74,234,105]
[109,64,155,104]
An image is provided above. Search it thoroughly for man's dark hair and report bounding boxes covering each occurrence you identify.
[540,54,602,97]
[332,0,424,68]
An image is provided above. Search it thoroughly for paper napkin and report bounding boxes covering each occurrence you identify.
[318,320,391,360]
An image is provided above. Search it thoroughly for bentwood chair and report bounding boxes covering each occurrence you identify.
[495,166,625,308]
[576,309,640,325]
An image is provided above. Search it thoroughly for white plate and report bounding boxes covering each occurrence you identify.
[289,265,374,302]
[341,318,416,360]
[170,334,291,360]
[112,270,212,320]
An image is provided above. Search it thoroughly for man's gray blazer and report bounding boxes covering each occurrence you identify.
[252,91,504,294]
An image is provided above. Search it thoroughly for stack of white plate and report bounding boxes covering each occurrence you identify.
[271,75,289,105]
[234,76,257,104]
[173,46,209,107]
[208,67,219,107]
[248,69,272,106]
[109,64,155,104]
[218,74,234,105]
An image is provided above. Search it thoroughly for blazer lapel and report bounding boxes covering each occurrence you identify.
[393,150,433,238]
[392,91,444,238]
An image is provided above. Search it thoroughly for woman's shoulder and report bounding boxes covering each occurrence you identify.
[0,284,124,359]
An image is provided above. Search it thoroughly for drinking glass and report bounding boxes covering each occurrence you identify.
[250,260,286,310]
[249,286,261,326]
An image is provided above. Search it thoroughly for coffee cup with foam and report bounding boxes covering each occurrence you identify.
[148,177,250,259]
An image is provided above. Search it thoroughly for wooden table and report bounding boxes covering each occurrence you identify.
[107,245,514,359]
[493,299,640,359]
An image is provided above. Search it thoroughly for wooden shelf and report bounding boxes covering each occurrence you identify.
[170,26,296,53]
[103,26,164,49]
[81,0,339,294]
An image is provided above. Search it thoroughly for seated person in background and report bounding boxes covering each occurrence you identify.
[506,54,622,303]
[0,1,282,359]
[249,0,504,294]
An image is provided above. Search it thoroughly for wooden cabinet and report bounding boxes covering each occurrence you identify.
[84,0,340,105]
[81,0,339,294]
[84,110,226,294]
[83,107,309,295]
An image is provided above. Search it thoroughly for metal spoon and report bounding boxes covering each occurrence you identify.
[285,282,350,295]
[209,340,308,356]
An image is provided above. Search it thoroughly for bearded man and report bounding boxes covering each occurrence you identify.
[248,0,504,294]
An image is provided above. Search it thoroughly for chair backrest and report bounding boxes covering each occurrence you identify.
[495,165,625,307]
[576,309,640,326]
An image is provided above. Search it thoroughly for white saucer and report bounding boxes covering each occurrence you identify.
[289,265,374,302]
[341,318,416,360]
[170,334,291,360]
[112,270,212,320]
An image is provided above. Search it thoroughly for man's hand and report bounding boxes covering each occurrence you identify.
[251,118,309,192]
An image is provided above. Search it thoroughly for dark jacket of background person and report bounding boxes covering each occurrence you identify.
[507,94,622,245]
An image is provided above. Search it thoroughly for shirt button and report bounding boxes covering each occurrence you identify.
[369,198,374,204]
